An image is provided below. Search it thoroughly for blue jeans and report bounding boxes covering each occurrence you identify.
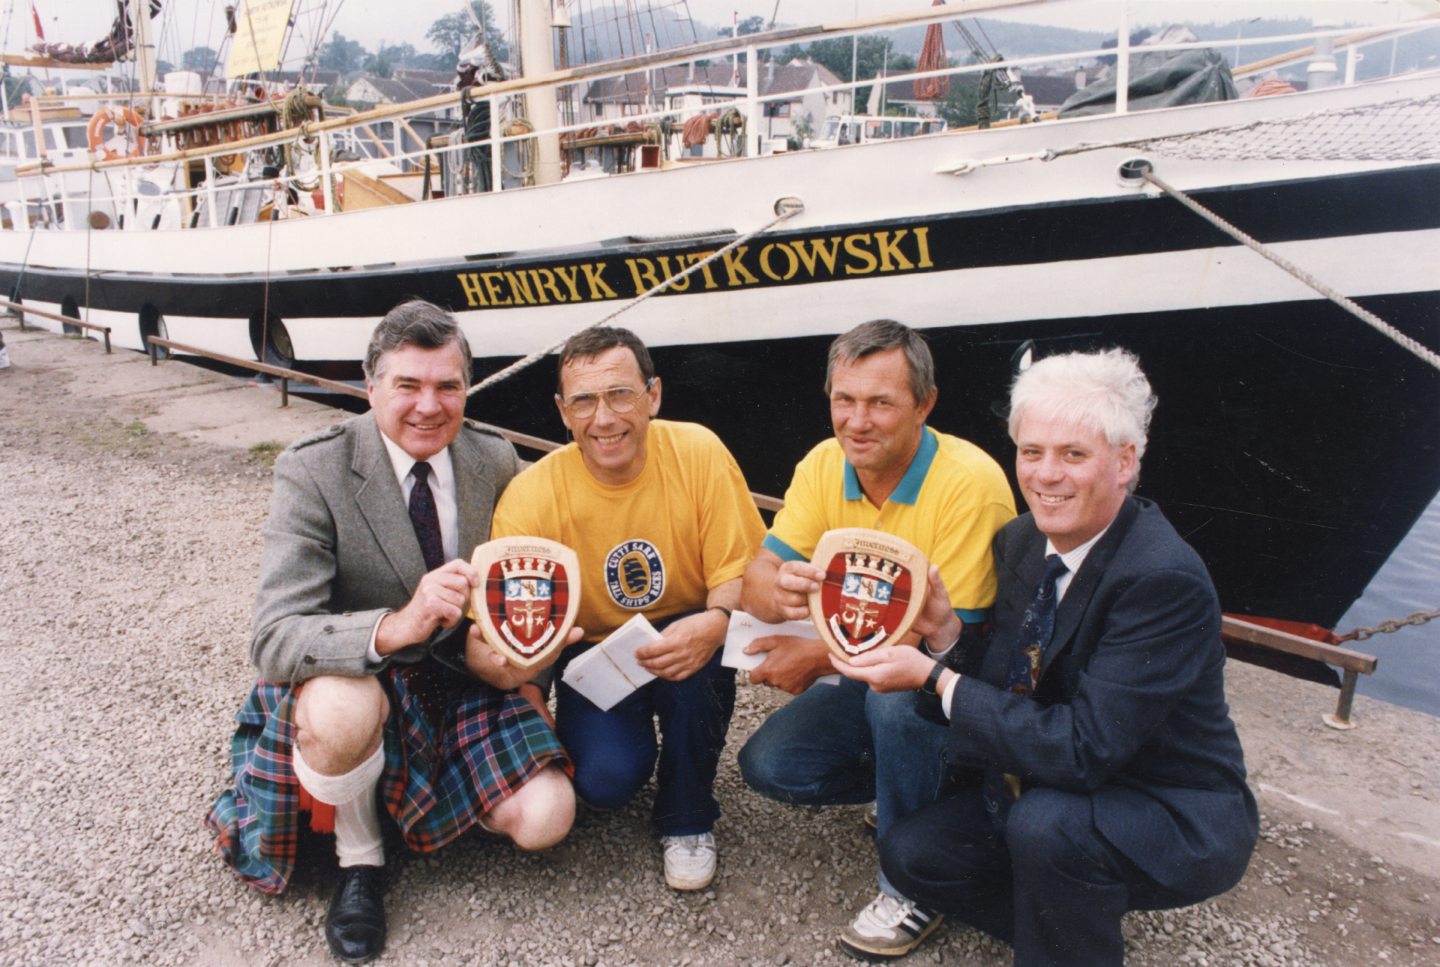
[555,624,736,838]
[738,676,948,895]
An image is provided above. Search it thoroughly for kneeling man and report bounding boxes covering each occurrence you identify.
[208,301,576,964]
[841,348,1258,965]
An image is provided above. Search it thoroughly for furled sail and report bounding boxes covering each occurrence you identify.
[28,0,162,65]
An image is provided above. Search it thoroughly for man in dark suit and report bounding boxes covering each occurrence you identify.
[836,348,1257,965]
[207,301,578,964]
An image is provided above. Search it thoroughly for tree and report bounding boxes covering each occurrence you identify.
[934,74,981,128]
[319,33,367,73]
[180,45,218,74]
[800,36,914,113]
[427,2,508,72]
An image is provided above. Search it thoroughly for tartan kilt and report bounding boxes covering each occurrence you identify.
[205,664,570,894]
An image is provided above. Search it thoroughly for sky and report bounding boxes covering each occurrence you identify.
[15,0,1433,63]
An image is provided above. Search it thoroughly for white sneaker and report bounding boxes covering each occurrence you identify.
[0,345,10,369]
[661,832,717,891]
[838,891,943,961]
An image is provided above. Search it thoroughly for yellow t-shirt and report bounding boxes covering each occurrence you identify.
[764,427,1015,622]
[492,420,765,641]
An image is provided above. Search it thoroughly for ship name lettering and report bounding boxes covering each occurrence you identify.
[552,265,584,301]
[529,268,567,304]
[507,269,537,305]
[759,242,799,282]
[874,230,915,272]
[581,261,619,299]
[788,236,842,275]
[721,246,760,287]
[843,234,879,275]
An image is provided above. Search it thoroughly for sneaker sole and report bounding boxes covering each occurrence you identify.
[664,868,716,891]
[837,913,943,962]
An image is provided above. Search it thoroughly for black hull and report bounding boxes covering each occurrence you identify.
[466,293,1440,630]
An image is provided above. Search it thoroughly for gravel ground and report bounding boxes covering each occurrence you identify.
[2,325,1438,966]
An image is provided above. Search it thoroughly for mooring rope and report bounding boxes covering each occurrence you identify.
[1139,167,1440,373]
[467,197,805,397]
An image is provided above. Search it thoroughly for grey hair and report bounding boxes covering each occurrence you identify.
[363,300,472,390]
[825,319,936,404]
[1008,348,1156,488]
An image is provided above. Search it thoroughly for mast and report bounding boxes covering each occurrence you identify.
[518,0,562,185]
[130,0,159,115]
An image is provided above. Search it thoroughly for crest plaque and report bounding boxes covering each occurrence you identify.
[808,528,928,662]
[470,537,581,668]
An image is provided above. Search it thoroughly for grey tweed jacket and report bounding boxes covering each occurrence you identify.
[249,413,520,684]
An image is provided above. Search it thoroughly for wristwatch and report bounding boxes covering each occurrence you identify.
[920,660,946,696]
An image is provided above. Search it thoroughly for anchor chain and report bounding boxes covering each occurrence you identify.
[1336,608,1440,643]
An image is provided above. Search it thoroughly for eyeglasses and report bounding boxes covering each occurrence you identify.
[556,378,655,418]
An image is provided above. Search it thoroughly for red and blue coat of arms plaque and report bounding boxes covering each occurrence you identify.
[807,528,929,662]
[470,537,581,668]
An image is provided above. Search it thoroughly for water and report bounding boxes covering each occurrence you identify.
[1337,491,1440,716]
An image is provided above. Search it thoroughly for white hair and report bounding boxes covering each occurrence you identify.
[1008,348,1157,481]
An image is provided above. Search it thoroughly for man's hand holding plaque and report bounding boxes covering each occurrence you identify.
[808,528,928,663]
[467,538,582,689]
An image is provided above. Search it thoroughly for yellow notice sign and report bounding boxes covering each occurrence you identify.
[225,0,294,77]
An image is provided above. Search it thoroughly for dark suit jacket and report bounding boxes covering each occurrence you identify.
[249,413,520,684]
[947,496,1258,897]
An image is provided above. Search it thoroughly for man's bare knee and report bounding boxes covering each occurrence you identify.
[294,675,388,774]
[488,766,575,851]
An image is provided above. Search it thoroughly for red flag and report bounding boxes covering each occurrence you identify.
[31,1,46,41]
[916,0,949,100]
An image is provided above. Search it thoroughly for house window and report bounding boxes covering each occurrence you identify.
[767,102,792,118]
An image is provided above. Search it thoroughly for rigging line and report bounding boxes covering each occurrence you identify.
[468,200,805,397]
[1141,167,1440,374]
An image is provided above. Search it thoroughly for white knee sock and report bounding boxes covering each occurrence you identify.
[293,743,386,868]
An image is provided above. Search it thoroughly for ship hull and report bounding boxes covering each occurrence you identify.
[2,75,1437,629]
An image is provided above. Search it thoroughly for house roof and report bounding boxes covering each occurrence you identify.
[346,75,439,104]
[584,60,843,104]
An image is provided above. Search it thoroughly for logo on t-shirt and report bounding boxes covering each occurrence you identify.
[605,539,665,609]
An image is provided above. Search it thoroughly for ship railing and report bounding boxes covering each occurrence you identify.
[2,297,111,352]
[7,4,1437,224]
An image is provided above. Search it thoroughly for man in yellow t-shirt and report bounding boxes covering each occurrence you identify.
[738,319,1015,961]
[491,326,764,893]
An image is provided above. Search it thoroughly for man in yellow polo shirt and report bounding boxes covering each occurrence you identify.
[491,326,764,893]
[738,319,1015,961]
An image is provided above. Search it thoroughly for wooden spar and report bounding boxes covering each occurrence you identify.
[0,53,112,70]
[1234,12,1440,76]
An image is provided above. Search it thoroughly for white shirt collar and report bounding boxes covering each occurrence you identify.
[1045,520,1114,601]
[378,430,455,491]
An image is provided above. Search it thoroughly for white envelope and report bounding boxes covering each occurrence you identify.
[562,613,660,711]
[722,611,840,686]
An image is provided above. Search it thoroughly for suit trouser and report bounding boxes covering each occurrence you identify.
[554,617,735,837]
[881,785,1200,967]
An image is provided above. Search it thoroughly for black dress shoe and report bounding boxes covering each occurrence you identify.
[325,864,386,963]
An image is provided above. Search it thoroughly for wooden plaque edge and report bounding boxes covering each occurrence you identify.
[470,537,581,668]
[807,528,929,663]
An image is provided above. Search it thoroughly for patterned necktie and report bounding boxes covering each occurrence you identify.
[408,461,445,572]
[982,553,1069,829]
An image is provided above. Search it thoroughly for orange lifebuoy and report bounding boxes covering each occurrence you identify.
[87,106,146,161]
